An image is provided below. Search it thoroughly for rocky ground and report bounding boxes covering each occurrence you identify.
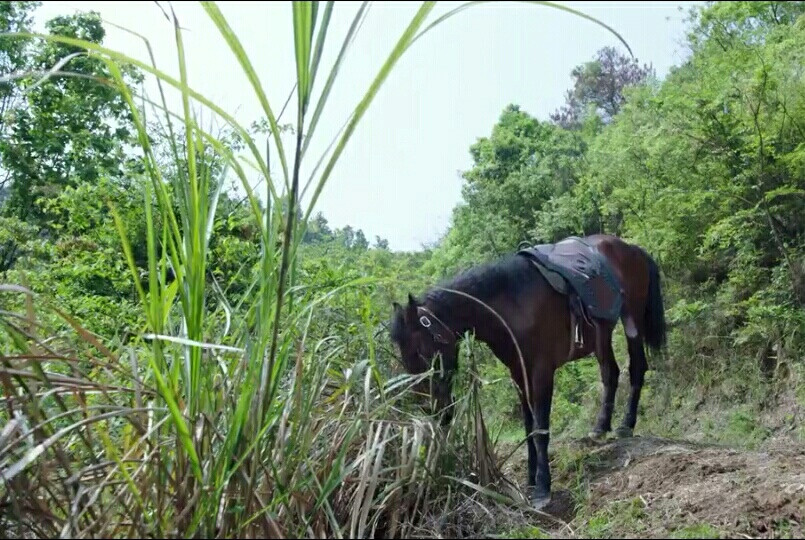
[492,434,805,538]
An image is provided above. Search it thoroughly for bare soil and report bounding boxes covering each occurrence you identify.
[496,435,805,538]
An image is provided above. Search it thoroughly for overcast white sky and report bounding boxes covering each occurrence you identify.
[33,1,698,251]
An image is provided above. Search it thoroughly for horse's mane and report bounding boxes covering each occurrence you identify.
[422,253,538,318]
[389,252,541,344]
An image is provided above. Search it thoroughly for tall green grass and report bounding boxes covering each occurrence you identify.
[0,2,628,537]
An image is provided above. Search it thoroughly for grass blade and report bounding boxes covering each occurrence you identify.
[302,1,370,158]
[302,1,436,225]
[307,1,334,110]
[293,1,314,114]
[200,1,290,192]
[409,1,633,57]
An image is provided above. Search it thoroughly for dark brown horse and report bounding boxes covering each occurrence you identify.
[389,234,667,509]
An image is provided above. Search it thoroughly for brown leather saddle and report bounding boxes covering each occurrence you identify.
[517,236,624,350]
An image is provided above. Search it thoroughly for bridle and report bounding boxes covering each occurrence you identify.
[413,306,460,409]
[415,305,459,345]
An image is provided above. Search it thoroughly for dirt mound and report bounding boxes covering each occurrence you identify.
[497,435,805,538]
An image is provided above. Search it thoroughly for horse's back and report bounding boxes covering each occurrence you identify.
[583,234,650,278]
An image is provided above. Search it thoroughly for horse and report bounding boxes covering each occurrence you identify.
[389,234,667,510]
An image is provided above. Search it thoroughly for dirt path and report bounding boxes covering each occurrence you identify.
[496,435,805,538]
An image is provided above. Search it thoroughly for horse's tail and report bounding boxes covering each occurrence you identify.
[642,248,667,353]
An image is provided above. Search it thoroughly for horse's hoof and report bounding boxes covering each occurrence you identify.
[527,486,552,511]
[615,426,633,439]
[587,428,608,440]
[531,493,552,511]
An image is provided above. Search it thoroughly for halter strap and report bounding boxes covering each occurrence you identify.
[416,306,459,344]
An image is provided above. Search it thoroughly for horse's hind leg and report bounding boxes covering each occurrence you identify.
[615,336,648,438]
[590,322,619,439]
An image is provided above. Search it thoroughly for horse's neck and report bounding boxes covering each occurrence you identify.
[436,295,502,347]
[446,298,524,372]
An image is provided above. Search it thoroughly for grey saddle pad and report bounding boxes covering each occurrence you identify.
[517,236,624,323]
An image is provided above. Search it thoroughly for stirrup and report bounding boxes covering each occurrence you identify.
[574,319,584,347]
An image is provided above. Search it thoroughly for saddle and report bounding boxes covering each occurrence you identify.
[517,236,624,351]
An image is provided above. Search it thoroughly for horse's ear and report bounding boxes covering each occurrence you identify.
[404,293,418,323]
[392,301,402,314]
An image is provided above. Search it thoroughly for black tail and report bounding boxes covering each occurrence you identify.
[643,250,667,352]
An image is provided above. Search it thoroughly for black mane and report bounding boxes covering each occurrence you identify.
[389,252,541,346]
[423,253,538,318]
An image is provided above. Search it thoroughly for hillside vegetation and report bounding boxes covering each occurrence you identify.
[1,1,804,538]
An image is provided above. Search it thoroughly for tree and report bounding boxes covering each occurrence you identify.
[0,1,40,195]
[0,9,142,226]
[431,104,587,273]
[336,225,355,249]
[303,212,334,244]
[374,236,389,250]
[550,46,654,130]
[688,0,805,53]
[353,229,369,251]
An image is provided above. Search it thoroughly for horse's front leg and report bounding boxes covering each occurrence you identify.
[521,397,537,491]
[530,367,555,510]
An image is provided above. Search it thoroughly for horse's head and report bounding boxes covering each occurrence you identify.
[389,293,458,426]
